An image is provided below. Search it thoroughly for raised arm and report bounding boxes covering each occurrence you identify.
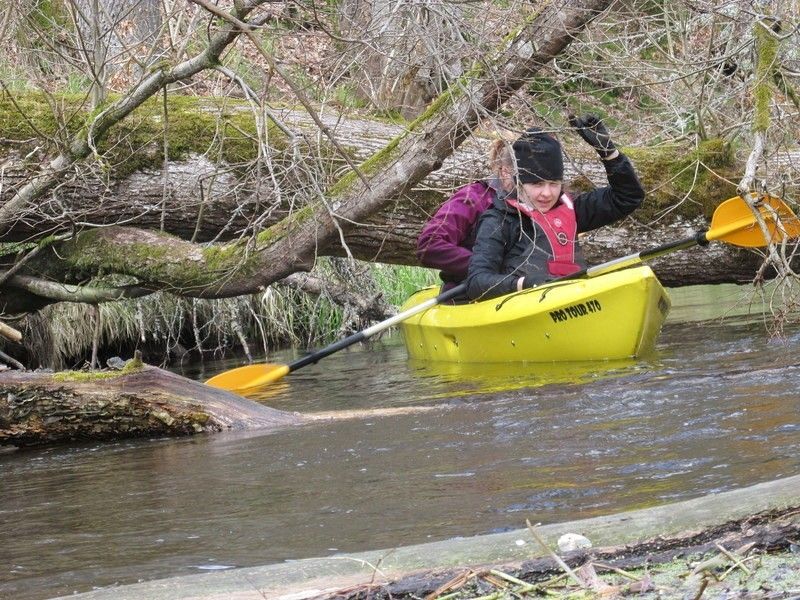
[568,114,645,232]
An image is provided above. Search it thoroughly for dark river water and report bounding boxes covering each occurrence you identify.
[1,286,799,599]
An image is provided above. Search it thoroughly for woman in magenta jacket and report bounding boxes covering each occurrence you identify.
[416,138,516,291]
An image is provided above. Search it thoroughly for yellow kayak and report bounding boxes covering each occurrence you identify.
[400,266,670,363]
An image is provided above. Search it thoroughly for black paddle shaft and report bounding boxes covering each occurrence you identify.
[578,232,709,280]
[639,231,710,260]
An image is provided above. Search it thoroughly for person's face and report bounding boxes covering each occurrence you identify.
[520,180,562,212]
[498,165,516,192]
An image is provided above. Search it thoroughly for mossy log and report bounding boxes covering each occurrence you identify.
[0,365,304,447]
[2,96,798,288]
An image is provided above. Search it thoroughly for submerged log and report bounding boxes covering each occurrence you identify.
[0,365,304,447]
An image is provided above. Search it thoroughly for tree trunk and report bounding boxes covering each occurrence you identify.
[337,0,469,118]
[0,365,302,446]
[72,0,165,106]
[3,98,793,291]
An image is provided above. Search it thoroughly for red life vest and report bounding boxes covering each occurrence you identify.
[506,195,582,277]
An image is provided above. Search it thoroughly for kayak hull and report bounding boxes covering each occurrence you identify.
[400,266,670,363]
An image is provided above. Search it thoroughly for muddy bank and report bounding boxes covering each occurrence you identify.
[57,473,800,599]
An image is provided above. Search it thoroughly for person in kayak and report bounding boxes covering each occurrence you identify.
[416,134,517,291]
[465,115,645,300]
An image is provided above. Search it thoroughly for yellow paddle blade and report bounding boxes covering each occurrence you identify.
[205,363,291,392]
[707,195,800,247]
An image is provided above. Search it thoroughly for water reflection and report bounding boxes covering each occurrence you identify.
[232,348,647,411]
[406,356,644,399]
[1,285,799,600]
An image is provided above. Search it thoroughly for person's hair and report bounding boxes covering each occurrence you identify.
[488,138,514,175]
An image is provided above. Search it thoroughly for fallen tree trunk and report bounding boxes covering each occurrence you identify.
[0,364,448,447]
[2,98,797,287]
[0,365,303,447]
[0,153,780,287]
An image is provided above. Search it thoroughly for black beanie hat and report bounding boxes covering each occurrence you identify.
[512,128,564,184]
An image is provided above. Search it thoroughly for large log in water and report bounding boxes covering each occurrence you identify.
[0,365,304,447]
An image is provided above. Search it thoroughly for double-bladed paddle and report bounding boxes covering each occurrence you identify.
[205,194,800,392]
[204,282,468,391]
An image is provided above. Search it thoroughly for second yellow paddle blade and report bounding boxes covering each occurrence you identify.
[709,195,800,247]
[205,363,290,392]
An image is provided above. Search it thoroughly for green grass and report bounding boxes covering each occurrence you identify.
[0,63,32,91]
[331,83,369,109]
[371,263,439,306]
[65,73,93,95]
[21,261,437,369]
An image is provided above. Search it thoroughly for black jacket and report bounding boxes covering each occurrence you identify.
[465,153,645,300]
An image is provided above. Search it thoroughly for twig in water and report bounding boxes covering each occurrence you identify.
[469,593,503,600]
[0,349,24,370]
[488,568,537,592]
[369,548,395,586]
[715,543,752,576]
[525,520,585,588]
[691,576,710,600]
[425,569,476,600]
[592,561,641,581]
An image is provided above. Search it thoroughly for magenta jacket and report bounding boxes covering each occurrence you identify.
[416,181,497,287]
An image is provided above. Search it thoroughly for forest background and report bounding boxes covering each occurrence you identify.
[0,0,798,372]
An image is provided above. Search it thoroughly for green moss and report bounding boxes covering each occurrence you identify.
[256,204,315,246]
[66,229,167,274]
[0,91,82,142]
[0,241,37,259]
[328,136,402,196]
[102,94,280,177]
[62,228,210,288]
[55,224,273,290]
[120,355,144,373]
[200,243,255,280]
[621,138,738,221]
[53,370,123,382]
[753,22,779,133]
[0,93,286,177]
[189,411,211,425]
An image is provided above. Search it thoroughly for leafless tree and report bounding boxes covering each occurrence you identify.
[0,0,799,364]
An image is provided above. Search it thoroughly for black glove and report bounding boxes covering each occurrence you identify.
[521,275,541,289]
[568,114,617,159]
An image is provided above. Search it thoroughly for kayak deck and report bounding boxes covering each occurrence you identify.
[400,266,670,363]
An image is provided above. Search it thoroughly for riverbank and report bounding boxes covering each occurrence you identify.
[58,474,800,600]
